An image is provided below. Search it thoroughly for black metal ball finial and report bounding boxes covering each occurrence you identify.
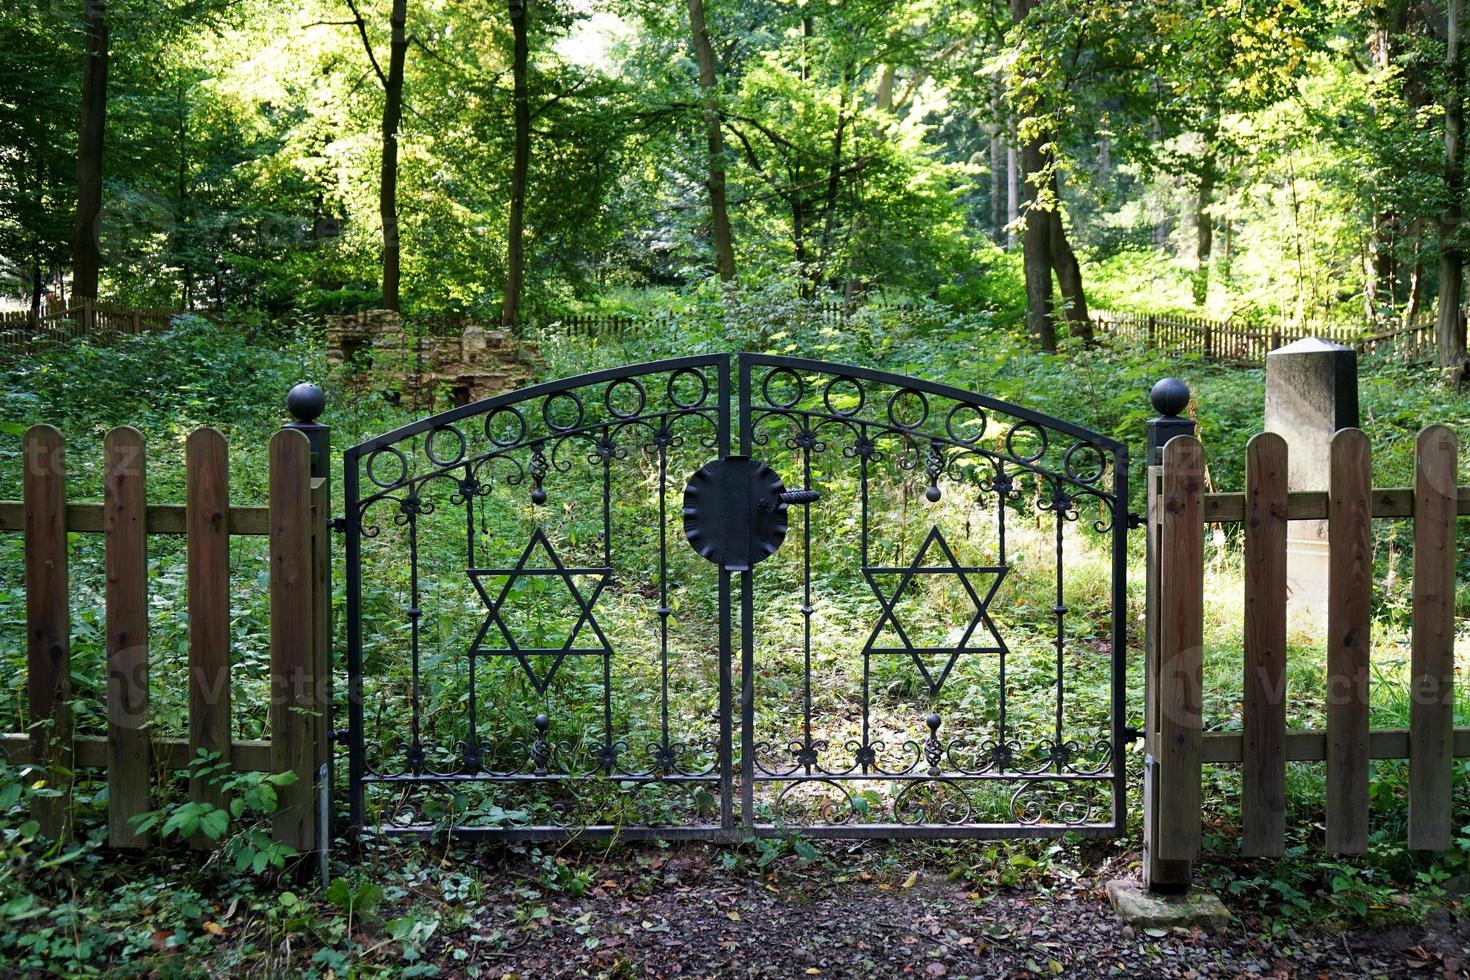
[925,712,942,732]
[534,713,550,731]
[287,382,325,423]
[1149,377,1190,418]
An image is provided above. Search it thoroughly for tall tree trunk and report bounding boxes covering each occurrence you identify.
[1048,174,1091,341]
[1439,0,1469,381]
[1193,151,1215,307]
[815,76,852,283]
[1368,3,1406,317]
[502,0,530,327]
[1402,220,1424,328]
[687,0,736,281]
[29,259,44,325]
[989,83,1005,243]
[73,0,109,304]
[875,64,894,112]
[175,89,192,310]
[1010,0,1055,348]
[1005,142,1018,249]
[1018,131,1054,350]
[379,0,407,312]
[28,149,44,322]
[989,130,1004,243]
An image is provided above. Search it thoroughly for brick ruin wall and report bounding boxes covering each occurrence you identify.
[326,310,540,410]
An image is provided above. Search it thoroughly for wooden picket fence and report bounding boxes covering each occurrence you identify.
[0,300,178,354]
[1143,421,1469,890]
[542,302,920,339]
[0,424,330,853]
[1094,309,1436,366]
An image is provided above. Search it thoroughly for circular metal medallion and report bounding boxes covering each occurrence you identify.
[682,455,790,569]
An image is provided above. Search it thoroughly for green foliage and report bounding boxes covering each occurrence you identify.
[130,751,301,877]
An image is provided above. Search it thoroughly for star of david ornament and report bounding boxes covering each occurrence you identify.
[861,525,1008,696]
[467,528,611,693]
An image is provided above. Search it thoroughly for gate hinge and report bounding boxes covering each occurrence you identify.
[1122,725,1143,743]
[1126,511,1145,530]
[327,516,348,533]
[330,728,351,744]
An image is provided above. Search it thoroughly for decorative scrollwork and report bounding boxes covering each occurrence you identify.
[1010,779,1107,826]
[894,779,973,825]
[773,780,859,826]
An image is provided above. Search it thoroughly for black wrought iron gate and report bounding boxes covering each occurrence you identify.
[343,354,1128,840]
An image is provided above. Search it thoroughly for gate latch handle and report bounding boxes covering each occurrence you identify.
[776,489,820,506]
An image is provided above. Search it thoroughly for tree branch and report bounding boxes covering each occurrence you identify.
[343,0,388,90]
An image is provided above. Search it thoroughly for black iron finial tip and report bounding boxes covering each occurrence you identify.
[1149,377,1189,418]
[534,713,550,731]
[287,382,325,423]
[925,712,941,731]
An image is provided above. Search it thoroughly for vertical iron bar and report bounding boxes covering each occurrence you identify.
[463,464,480,767]
[601,428,614,767]
[740,568,755,826]
[738,355,754,827]
[716,356,734,831]
[407,486,423,768]
[344,450,365,830]
[996,466,1009,762]
[801,440,813,770]
[1111,448,1130,831]
[859,421,871,770]
[1052,480,1065,769]
[658,436,671,761]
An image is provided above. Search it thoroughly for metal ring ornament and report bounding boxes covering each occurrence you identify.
[604,377,646,419]
[366,445,410,489]
[886,387,930,430]
[542,390,585,433]
[485,405,528,448]
[667,367,710,409]
[944,403,988,445]
[1004,421,1048,463]
[821,375,865,417]
[761,366,805,409]
[1063,441,1107,485]
[424,425,467,468]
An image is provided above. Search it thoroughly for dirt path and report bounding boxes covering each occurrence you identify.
[416,845,1469,978]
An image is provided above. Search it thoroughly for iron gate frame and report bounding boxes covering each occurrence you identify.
[341,352,1129,841]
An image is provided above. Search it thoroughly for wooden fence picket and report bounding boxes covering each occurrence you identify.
[104,427,150,847]
[1242,432,1288,857]
[269,429,316,851]
[1326,428,1372,854]
[1155,435,1204,863]
[187,427,232,837]
[1409,425,1457,850]
[23,425,72,841]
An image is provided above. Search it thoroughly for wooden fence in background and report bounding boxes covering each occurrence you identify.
[0,300,178,354]
[1144,418,1468,891]
[1094,309,1436,365]
[543,302,921,339]
[0,424,330,854]
[2,299,1440,368]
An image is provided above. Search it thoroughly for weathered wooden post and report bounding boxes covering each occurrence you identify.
[1142,379,1196,893]
[281,383,333,866]
[1111,379,1225,930]
[24,425,71,841]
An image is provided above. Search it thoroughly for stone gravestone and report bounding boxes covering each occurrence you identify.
[1263,337,1359,631]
